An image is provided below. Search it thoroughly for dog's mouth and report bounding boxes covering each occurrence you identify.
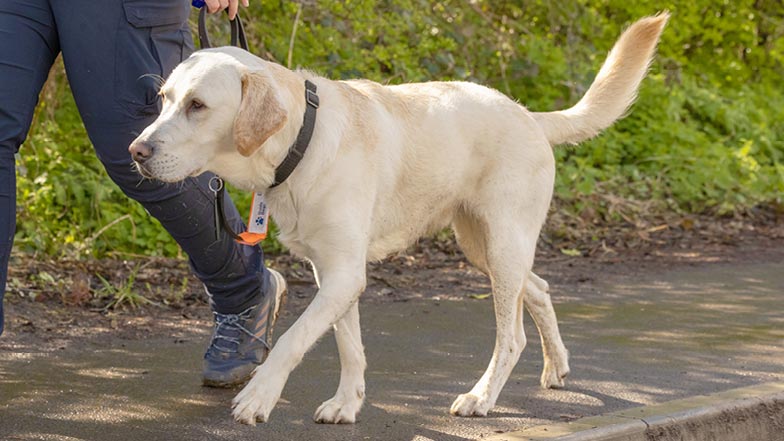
[133,160,205,184]
[133,161,155,179]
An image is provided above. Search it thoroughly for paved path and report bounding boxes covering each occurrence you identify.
[1,261,782,440]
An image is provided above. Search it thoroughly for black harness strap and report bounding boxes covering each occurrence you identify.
[270,80,319,188]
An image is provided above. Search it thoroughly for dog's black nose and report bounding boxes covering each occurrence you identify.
[129,141,154,163]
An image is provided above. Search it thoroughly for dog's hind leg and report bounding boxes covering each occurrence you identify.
[453,207,490,275]
[314,301,367,424]
[454,211,569,391]
[525,272,570,389]
[450,217,535,417]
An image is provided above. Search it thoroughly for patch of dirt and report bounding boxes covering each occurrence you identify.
[2,214,782,351]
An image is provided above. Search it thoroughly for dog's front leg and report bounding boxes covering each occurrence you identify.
[232,260,367,425]
[314,301,366,423]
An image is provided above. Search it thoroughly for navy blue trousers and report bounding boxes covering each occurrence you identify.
[0,0,267,335]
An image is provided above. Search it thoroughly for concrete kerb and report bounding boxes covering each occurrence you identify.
[486,382,784,441]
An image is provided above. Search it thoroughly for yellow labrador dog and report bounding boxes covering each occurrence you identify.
[130,13,668,425]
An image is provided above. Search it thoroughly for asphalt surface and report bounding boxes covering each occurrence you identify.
[1,261,782,441]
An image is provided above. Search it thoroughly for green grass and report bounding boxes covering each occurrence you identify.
[95,265,154,310]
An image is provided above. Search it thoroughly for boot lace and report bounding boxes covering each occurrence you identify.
[208,305,270,353]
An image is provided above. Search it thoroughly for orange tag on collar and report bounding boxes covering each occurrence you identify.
[236,192,269,246]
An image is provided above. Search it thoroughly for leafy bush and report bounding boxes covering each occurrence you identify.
[15,0,783,257]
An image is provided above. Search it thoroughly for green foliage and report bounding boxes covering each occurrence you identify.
[96,265,153,310]
[16,76,182,258]
[16,0,784,258]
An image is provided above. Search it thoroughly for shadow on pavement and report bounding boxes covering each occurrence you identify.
[1,261,782,440]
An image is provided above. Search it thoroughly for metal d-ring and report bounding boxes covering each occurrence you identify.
[209,176,224,193]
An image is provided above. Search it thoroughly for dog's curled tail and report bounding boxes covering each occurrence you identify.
[532,12,669,146]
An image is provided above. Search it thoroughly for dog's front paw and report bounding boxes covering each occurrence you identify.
[231,379,280,425]
[314,393,363,424]
[540,350,570,389]
[450,392,492,417]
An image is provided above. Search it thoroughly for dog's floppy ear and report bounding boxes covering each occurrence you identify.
[233,71,287,157]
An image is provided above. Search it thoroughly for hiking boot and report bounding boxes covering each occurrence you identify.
[202,268,287,388]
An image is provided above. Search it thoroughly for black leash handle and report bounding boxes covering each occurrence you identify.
[197,7,249,51]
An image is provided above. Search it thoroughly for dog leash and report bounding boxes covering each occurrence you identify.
[193,2,319,245]
[208,80,319,244]
[193,1,256,243]
[193,1,248,51]
[208,176,243,242]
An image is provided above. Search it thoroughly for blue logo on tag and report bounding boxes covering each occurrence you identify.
[255,216,265,226]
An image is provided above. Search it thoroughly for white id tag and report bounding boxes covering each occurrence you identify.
[247,192,269,236]
[235,192,269,246]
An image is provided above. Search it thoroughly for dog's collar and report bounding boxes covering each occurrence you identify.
[270,80,319,188]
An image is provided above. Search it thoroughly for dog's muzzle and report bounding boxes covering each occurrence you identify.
[128,140,156,177]
[129,140,154,164]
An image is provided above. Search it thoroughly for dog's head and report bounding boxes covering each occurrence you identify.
[129,48,288,185]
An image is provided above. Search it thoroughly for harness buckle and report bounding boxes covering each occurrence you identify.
[306,89,320,109]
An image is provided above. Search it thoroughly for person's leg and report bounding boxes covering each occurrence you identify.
[0,0,60,335]
[49,0,282,385]
[49,0,266,315]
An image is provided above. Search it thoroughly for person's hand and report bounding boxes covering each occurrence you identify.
[204,0,249,20]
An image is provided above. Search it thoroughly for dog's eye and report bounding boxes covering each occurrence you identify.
[189,99,205,112]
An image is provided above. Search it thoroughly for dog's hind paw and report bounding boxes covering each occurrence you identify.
[314,395,362,424]
[450,393,492,417]
[540,351,570,389]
